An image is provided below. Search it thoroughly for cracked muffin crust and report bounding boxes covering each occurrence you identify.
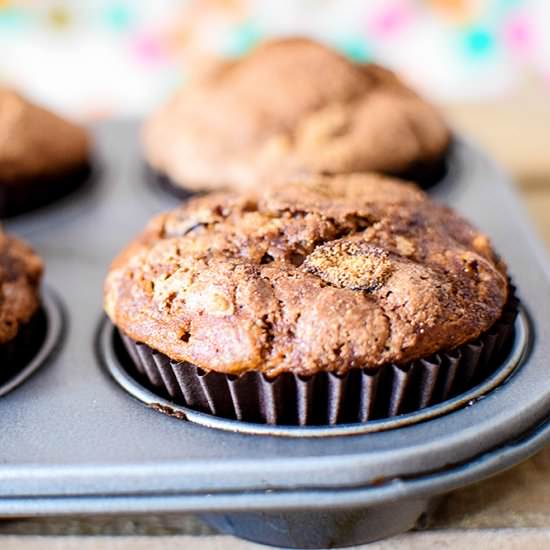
[105,174,508,378]
[0,229,43,345]
[0,87,89,184]
[143,37,451,193]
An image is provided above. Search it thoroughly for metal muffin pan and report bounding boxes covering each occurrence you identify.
[0,288,64,398]
[1,121,550,548]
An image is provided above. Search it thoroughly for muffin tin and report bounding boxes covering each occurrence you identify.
[1,120,550,549]
[0,288,64,398]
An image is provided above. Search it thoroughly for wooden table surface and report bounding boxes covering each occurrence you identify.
[2,94,550,549]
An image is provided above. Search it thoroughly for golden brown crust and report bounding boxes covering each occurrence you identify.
[0,230,43,344]
[104,174,508,377]
[0,87,90,183]
[143,37,450,192]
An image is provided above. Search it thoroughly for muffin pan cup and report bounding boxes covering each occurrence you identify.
[0,287,64,396]
[116,289,518,427]
[0,312,42,386]
[101,301,528,440]
[1,121,550,549]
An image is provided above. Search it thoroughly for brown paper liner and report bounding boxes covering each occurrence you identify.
[118,289,518,426]
[145,165,197,201]
[395,151,449,190]
[0,162,93,218]
[0,308,46,387]
[145,149,449,200]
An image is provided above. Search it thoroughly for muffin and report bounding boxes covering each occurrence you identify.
[0,87,91,217]
[0,228,44,382]
[143,38,450,195]
[104,174,516,425]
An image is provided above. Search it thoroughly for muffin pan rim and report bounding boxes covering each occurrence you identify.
[0,285,64,398]
[98,307,530,437]
[1,406,550,517]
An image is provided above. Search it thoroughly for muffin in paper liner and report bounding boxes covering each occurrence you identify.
[143,38,451,196]
[116,289,518,427]
[0,87,92,218]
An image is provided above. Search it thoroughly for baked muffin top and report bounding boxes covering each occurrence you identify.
[144,37,450,192]
[0,87,90,183]
[0,230,43,344]
[105,174,508,377]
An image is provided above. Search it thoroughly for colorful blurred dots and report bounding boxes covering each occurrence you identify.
[166,28,191,52]
[428,0,472,23]
[47,5,71,29]
[335,37,371,63]
[224,21,262,57]
[368,3,412,39]
[429,0,467,12]
[217,0,247,12]
[132,33,170,65]
[503,14,534,56]
[0,6,27,28]
[498,0,524,9]
[104,3,132,31]
[463,27,495,57]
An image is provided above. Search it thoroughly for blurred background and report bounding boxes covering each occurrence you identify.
[1,0,549,195]
[1,1,550,544]
[1,0,549,115]
[3,0,548,239]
